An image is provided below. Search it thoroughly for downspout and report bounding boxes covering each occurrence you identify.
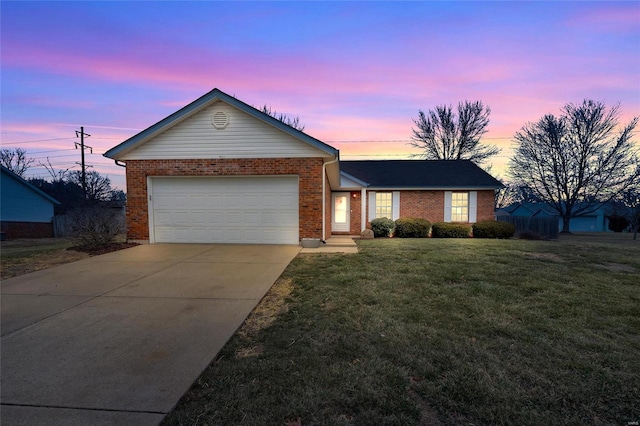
[114,160,126,168]
[361,187,367,232]
[322,156,340,242]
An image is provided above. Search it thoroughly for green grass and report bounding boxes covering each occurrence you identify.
[164,236,640,426]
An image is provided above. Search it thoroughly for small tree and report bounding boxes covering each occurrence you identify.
[509,100,639,233]
[0,148,34,177]
[40,157,70,182]
[621,188,640,240]
[410,100,500,164]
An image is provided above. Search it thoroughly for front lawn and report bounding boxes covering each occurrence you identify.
[165,236,639,425]
[0,238,88,279]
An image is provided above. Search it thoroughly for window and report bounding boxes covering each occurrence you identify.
[451,192,469,222]
[375,192,392,218]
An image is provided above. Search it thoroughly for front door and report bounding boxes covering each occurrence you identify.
[332,192,350,233]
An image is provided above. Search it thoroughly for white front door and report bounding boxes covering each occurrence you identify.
[332,192,350,232]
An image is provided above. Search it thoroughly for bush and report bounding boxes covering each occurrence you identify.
[69,206,124,249]
[472,220,516,239]
[608,215,629,233]
[370,217,395,238]
[519,230,542,240]
[394,217,431,238]
[431,222,472,238]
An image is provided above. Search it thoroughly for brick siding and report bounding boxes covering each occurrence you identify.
[400,191,445,223]
[1,221,54,239]
[476,190,496,222]
[363,189,496,227]
[125,158,325,241]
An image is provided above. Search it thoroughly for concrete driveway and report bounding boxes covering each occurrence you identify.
[1,243,300,426]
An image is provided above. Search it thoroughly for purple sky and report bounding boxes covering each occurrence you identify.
[2,1,639,190]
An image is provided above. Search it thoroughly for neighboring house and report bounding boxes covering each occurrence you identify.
[496,202,557,218]
[497,202,613,232]
[104,88,503,244]
[1,165,60,238]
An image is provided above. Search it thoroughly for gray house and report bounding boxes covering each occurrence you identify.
[1,166,60,238]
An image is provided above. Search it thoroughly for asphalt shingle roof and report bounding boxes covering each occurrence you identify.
[339,160,503,189]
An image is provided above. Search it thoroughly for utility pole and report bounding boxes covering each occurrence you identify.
[75,126,92,199]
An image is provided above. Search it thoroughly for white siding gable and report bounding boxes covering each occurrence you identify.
[121,102,332,160]
[339,174,365,189]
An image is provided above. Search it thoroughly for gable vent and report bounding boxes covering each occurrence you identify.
[211,111,230,129]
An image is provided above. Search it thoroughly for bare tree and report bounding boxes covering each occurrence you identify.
[495,182,518,209]
[260,104,305,131]
[40,157,71,182]
[0,148,34,177]
[495,181,542,209]
[509,100,640,233]
[410,100,500,164]
[69,170,112,202]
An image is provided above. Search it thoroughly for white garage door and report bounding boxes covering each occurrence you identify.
[149,176,299,244]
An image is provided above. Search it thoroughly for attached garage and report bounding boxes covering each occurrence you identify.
[148,176,299,244]
[103,89,342,243]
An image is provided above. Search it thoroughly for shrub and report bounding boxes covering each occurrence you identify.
[472,220,516,239]
[370,217,395,238]
[394,217,431,238]
[519,230,542,240]
[431,222,472,238]
[69,206,124,249]
[608,215,629,233]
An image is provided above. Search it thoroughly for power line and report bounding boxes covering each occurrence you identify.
[27,148,76,155]
[1,137,75,145]
[327,130,640,144]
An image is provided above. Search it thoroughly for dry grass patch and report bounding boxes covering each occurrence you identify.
[596,263,637,273]
[233,277,293,360]
[0,235,136,279]
[523,252,564,263]
[1,238,83,279]
[1,249,89,279]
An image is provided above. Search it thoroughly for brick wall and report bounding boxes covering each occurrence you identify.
[349,191,362,234]
[125,158,325,241]
[363,189,496,226]
[400,191,445,223]
[1,221,54,239]
[476,190,496,221]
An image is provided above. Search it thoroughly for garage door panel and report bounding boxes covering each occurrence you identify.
[150,177,299,244]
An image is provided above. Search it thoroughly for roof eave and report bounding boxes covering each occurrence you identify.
[0,166,61,205]
[366,186,502,191]
[104,88,339,160]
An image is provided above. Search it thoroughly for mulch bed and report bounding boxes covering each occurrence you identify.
[68,242,139,256]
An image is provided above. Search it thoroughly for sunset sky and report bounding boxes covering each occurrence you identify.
[2,1,639,190]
